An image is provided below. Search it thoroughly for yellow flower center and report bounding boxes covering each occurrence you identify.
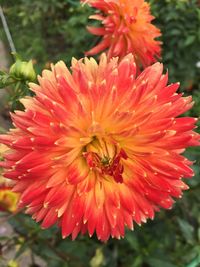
[83,137,128,183]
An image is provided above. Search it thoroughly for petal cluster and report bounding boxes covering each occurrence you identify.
[83,0,161,67]
[0,145,19,213]
[0,54,199,241]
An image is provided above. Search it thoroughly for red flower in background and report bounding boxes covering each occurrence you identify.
[0,54,199,241]
[82,0,161,67]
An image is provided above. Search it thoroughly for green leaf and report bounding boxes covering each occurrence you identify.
[186,256,200,267]
[147,259,177,267]
[184,35,196,46]
[125,232,140,251]
[131,256,143,267]
[14,242,28,259]
[177,219,194,244]
[198,228,200,242]
[90,248,104,267]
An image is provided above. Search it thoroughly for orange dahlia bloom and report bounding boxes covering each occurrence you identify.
[0,54,199,241]
[82,0,161,67]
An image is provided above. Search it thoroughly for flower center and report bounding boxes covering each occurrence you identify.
[83,137,128,183]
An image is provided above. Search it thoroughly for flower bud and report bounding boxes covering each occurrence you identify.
[9,60,36,82]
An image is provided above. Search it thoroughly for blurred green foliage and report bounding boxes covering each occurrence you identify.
[1,0,93,70]
[150,0,200,91]
[0,0,200,267]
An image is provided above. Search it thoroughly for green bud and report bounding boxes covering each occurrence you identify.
[9,60,36,82]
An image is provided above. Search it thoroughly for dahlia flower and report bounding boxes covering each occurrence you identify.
[0,54,199,241]
[0,145,19,213]
[82,0,161,67]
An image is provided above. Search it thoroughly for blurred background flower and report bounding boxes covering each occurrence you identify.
[82,0,161,68]
[82,0,161,67]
